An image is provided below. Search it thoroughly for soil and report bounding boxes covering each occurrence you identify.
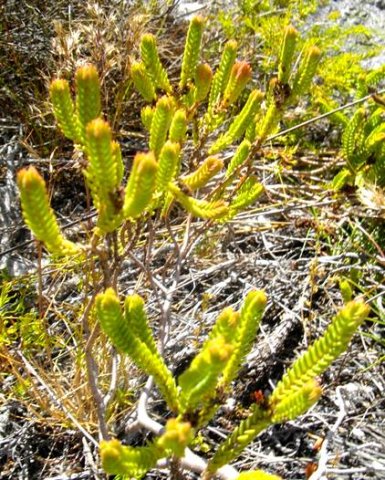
[0,1,384,480]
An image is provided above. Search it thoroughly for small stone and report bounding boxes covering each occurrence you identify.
[223,397,236,413]
[351,427,365,441]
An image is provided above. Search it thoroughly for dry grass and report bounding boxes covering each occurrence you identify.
[0,1,384,479]
[0,0,185,152]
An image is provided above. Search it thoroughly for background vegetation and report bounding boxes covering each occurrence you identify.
[0,0,384,479]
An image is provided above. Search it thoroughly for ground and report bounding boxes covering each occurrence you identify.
[0,1,384,479]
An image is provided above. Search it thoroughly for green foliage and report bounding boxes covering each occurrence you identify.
[205,300,369,473]
[207,39,238,118]
[342,108,366,167]
[226,140,251,177]
[141,104,154,130]
[95,282,366,478]
[124,294,159,355]
[75,64,101,143]
[222,61,252,107]
[167,183,229,219]
[331,96,385,190]
[180,16,205,89]
[209,90,264,154]
[221,290,267,386]
[269,300,369,404]
[213,0,321,74]
[149,96,174,158]
[236,471,282,480]
[14,10,375,480]
[339,278,354,304]
[100,439,161,478]
[278,25,298,85]
[311,23,376,98]
[270,379,322,423]
[194,63,213,102]
[178,335,233,414]
[291,46,322,99]
[169,108,188,144]
[182,156,223,191]
[95,288,179,412]
[101,418,193,476]
[357,65,385,98]
[227,177,264,219]
[84,118,124,232]
[121,14,321,220]
[131,61,157,102]
[155,141,181,194]
[28,15,323,249]
[213,0,377,138]
[123,152,158,219]
[49,79,78,142]
[156,418,194,457]
[207,404,271,473]
[140,33,172,93]
[255,101,281,142]
[17,166,80,256]
[0,275,42,350]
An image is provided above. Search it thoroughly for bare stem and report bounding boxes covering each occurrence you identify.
[81,296,110,441]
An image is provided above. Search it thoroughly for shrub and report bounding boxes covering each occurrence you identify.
[15,15,370,479]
